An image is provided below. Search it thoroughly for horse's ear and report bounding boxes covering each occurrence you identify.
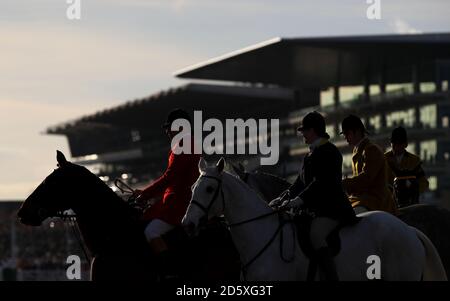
[216,157,225,173]
[198,157,207,172]
[56,150,68,167]
[231,162,245,179]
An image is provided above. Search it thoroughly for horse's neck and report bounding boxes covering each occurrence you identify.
[222,173,272,223]
[248,173,289,202]
[222,173,279,263]
[71,180,129,255]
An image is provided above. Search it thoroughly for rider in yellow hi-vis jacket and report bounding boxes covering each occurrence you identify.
[385,127,429,207]
[340,115,397,215]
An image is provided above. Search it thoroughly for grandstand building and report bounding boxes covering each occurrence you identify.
[46,83,298,190]
[48,33,450,208]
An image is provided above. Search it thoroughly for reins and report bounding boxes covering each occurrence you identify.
[191,174,295,279]
[50,178,138,267]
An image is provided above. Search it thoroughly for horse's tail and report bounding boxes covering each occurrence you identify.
[414,228,447,281]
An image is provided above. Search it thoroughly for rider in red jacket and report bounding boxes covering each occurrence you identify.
[135,109,201,275]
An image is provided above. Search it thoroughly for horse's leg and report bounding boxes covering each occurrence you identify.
[398,205,450,278]
[90,257,96,281]
[90,254,155,281]
[379,220,427,280]
[336,213,425,280]
[90,256,109,281]
[90,255,124,281]
[414,229,447,280]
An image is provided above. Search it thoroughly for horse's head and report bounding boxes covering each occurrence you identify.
[182,157,226,236]
[18,151,83,226]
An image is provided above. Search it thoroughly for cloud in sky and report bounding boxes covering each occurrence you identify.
[1,0,450,199]
[389,18,422,34]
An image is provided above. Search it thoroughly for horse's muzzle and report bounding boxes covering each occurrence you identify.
[183,221,198,237]
[17,207,46,226]
[198,215,208,229]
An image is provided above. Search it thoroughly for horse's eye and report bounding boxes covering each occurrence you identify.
[206,186,214,193]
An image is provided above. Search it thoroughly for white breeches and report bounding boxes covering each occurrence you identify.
[144,219,175,241]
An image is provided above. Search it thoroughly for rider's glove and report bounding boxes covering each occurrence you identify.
[269,190,290,208]
[134,190,147,204]
[269,197,283,208]
[281,196,304,210]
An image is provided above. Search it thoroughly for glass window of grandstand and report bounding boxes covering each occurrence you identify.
[286,127,296,136]
[320,87,334,107]
[386,108,415,129]
[369,84,381,97]
[326,124,336,139]
[340,86,364,104]
[386,83,414,95]
[369,115,381,133]
[420,140,437,164]
[342,153,353,174]
[428,176,438,191]
[420,104,437,129]
[443,116,449,128]
[406,142,417,156]
[420,82,436,93]
[320,86,365,108]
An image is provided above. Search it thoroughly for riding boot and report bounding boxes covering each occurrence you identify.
[149,237,178,281]
[316,246,339,281]
[157,249,178,281]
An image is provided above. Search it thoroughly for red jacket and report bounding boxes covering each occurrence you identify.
[141,140,201,225]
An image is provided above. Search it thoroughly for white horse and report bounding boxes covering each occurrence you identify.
[182,158,447,281]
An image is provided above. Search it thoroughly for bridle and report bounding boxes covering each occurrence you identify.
[190,175,225,224]
[191,174,282,227]
[46,209,90,266]
[190,173,295,279]
[25,172,150,273]
[41,178,137,267]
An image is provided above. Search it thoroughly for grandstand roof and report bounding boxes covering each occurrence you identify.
[46,83,295,136]
[175,33,450,88]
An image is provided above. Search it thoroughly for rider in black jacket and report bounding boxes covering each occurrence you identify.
[270,111,355,281]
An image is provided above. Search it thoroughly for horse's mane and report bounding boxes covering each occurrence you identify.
[225,171,252,189]
[62,163,147,258]
[223,171,268,203]
[253,171,290,187]
[70,163,130,212]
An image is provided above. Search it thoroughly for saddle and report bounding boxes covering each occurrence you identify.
[152,217,240,280]
[393,176,419,208]
[293,211,361,280]
[388,162,421,208]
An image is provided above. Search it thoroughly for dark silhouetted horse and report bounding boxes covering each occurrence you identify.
[17,151,239,281]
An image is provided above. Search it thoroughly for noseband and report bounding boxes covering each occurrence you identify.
[190,175,225,220]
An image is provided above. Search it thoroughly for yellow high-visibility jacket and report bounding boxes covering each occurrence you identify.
[384,150,429,194]
[342,138,397,214]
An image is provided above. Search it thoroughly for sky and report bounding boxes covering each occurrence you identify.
[1,0,449,200]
